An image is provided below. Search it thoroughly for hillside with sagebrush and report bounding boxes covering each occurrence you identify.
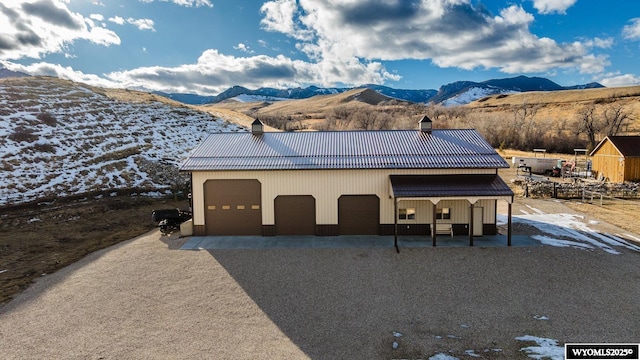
[0,76,245,206]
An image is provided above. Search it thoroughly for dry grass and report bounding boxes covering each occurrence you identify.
[471,86,640,107]
[0,196,189,305]
[565,199,640,235]
[194,106,281,131]
[468,85,640,133]
[204,88,417,130]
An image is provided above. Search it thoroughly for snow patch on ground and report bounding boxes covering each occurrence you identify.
[498,206,640,254]
[532,235,595,250]
[464,349,481,357]
[428,354,459,360]
[516,335,564,360]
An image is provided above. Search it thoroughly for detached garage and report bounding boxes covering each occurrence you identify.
[180,117,514,245]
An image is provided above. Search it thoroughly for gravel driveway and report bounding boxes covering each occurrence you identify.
[1,199,638,359]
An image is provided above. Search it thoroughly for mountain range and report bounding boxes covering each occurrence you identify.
[155,75,603,106]
[0,67,603,106]
[0,68,29,79]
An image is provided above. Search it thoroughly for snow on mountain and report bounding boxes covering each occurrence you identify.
[232,94,289,103]
[0,68,29,79]
[442,87,517,106]
[0,77,245,206]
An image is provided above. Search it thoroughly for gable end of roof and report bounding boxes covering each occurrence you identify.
[591,136,640,157]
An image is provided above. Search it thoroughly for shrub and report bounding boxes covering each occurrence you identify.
[37,112,57,126]
[31,143,56,153]
[9,126,38,143]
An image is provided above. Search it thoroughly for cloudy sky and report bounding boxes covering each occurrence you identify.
[1,0,639,95]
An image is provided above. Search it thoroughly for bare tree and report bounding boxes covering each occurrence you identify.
[577,105,598,149]
[577,103,632,149]
[602,104,631,136]
[350,108,379,130]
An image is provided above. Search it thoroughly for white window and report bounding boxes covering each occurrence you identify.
[399,208,416,220]
[436,207,450,220]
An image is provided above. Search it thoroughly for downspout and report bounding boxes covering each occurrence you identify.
[469,202,474,246]
[432,202,437,247]
[394,198,399,253]
[508,199,513,246]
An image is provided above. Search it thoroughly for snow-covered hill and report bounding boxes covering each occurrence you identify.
[442,87,516,106]
[0,77,245,206]
[231,94,289,103]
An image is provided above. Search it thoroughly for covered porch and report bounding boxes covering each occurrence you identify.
[390,174,514,252]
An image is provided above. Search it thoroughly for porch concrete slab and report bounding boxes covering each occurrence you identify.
[180,234,538,250]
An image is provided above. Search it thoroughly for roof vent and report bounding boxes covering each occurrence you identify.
[419,115,432,133]
[251,118,264,135]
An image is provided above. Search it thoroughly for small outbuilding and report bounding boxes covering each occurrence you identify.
[589,136,640,182]
[180,117,515,247]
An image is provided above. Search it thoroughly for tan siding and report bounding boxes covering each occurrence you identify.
[396,200,432,224]
[591,140,624,182]
[624,157,640,181]
[191,168,498,227]
[395,199,496,225]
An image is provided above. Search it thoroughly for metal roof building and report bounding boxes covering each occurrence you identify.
[181,119,514,249]
[180,129,510,171]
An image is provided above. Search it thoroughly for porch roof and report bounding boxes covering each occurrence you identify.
[390,174,514,199]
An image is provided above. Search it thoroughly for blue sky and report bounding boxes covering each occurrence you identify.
[1,0,639,95]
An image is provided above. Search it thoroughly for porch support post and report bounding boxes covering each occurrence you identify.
[508,202,512,246]
[469,202,474,246]
[394,198,399,253]
[432,202,437,247]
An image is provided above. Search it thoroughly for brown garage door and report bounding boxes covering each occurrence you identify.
[203,179,262,235]
[338,195,379,235]
[274,195,316,235]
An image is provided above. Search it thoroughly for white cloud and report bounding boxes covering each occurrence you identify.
[531,0,577,14]
[101,48,398,94]
[622,18,640,40]
[259,0,608,76]
[108,16,125,25]
[138,0,213,8]
[260,0,311,41]
[233,43,254,53]
[0,0,120,61]
[599,73,640,87]
[127,18,155,31]
[89,13,104,21]
[108,15,155,31]
[583,37,614,49]
[0,0,619,96]
[1,60,119,89]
